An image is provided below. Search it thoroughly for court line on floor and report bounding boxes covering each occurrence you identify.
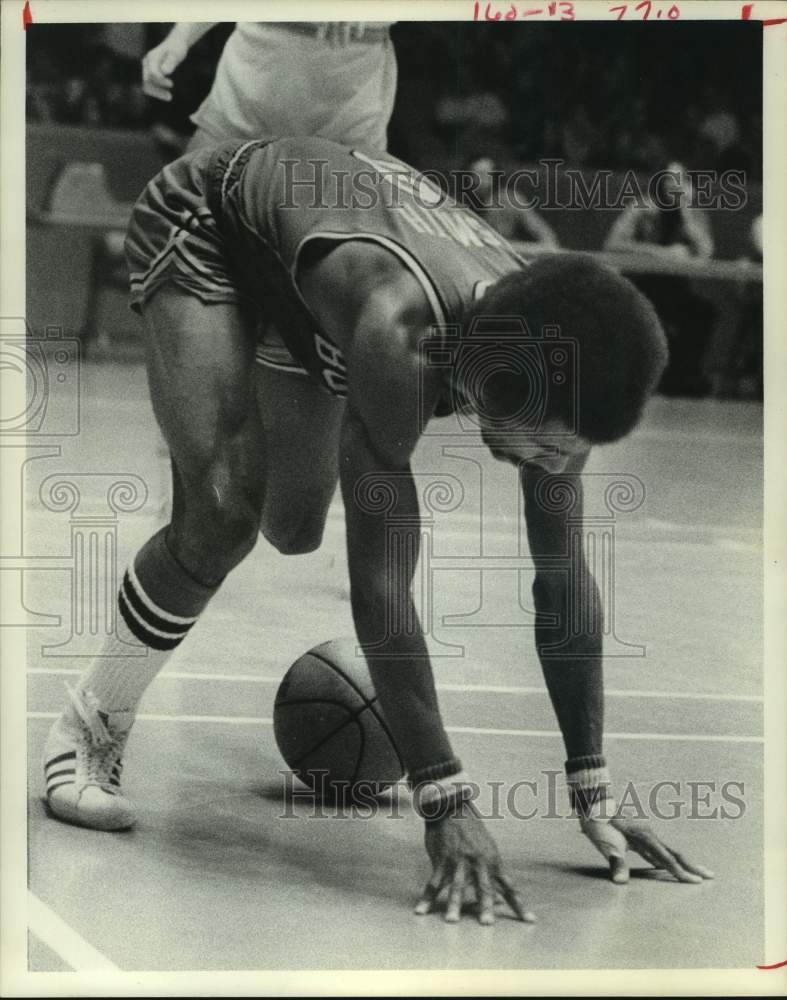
[26,711,763,743]
[27,667,763,703]
[28,890,119,972]
[322,508,761,542]
[318,514,763,555]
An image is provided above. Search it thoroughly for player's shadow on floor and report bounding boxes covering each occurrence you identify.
[148,780,419,908]
[570,863,680,882]
[256,777,404,815]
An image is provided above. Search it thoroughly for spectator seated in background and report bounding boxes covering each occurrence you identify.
[468,157,559,248]
[704,212,762,399]
[604,160,716,397]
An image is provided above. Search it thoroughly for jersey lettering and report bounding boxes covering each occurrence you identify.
[314,330,348,395]
[323,369,348,394]
[314,331,345,371]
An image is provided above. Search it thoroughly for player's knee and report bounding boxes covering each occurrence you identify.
[261,513,325,556]
[214,503,260,563]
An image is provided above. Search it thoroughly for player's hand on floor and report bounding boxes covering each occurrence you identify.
[142,38,189,101]
[415,799,535,925]
[580,815,715,885]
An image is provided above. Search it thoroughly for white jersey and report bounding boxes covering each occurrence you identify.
[190,22,397,152]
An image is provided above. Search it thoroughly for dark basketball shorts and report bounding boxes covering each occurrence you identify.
[124,142,308,378]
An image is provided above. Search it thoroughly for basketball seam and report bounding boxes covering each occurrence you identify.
[308,649,376,708]
[365,697,405,774]
[350,716,366,786]
[309,647,405,773]
[286,707,365,771]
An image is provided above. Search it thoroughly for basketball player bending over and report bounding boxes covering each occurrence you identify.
[43,138,713,924]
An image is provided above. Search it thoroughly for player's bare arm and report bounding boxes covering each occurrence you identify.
[142,23,218,101]
[522,455,713,885]
[315,259,531,924]
[522,451,604,760]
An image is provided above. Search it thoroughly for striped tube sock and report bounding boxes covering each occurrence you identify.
[77,528,218,713]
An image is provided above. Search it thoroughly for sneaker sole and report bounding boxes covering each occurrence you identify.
[42,795,136,832]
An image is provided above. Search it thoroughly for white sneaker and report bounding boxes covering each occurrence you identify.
[43,686,136,831]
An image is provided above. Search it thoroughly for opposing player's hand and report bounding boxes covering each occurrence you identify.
[580,815,715,885]
[415,799,535,925]
[142,37,190,101]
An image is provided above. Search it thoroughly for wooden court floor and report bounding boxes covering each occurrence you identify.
[24,361,763,971]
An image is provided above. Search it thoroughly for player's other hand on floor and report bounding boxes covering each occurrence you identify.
[415,798,536,925]
[581,815,715,885]
[142,38,189,101]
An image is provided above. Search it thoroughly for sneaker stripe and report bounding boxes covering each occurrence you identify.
[46,768,76,783]
[121,575,193,639]
[46,780,76,796]
[118,589,185,651]
[45,751,76,770]
[126,565,199,627]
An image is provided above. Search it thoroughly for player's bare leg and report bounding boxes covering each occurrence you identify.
[254,352,345,555]
[44,288,265,829]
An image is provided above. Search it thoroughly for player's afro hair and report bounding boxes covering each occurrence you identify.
[461,254,669,443]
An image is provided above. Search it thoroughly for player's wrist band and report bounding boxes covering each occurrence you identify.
[408,759,474,820]
[408,757,464,787]
[565,754,617,821]
[411,772,476,821]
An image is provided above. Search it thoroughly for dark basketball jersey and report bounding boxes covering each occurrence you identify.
[206,137,526,397]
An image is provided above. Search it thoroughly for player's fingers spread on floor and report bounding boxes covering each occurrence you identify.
[494,872,536,923]
[668,849,715,880]
[444,859,467,923]
[641,841,702,883]
[633,842,668,871]
[472,864,496,925]
[414,863,448,915]
[608,853,630,885]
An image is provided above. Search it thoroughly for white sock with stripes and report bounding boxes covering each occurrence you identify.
[77,527,218,714]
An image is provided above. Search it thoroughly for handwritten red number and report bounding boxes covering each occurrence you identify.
[635,0,651,19]
[559,1,575,20]
[609,4,627,19]
[667,4,680,18]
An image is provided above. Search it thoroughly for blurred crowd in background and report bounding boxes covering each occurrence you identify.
[27,22,761,178]
[26,21,762,400]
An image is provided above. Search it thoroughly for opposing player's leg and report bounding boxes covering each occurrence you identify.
[254,334,345,555]
[44,288,264,830]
